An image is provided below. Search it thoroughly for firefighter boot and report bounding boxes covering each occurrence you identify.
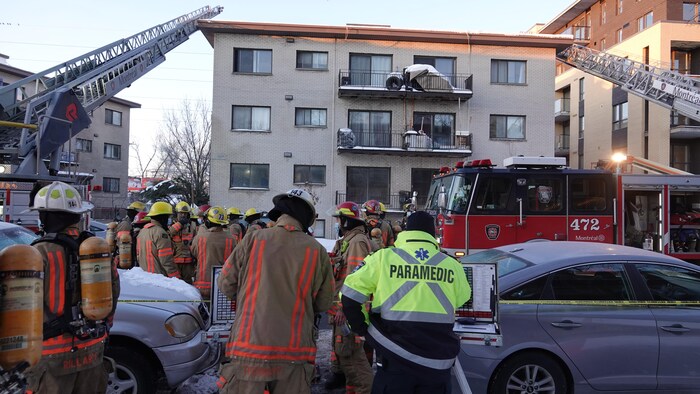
[324,372,346,390]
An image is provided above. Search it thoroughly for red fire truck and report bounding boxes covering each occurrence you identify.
[425,156,700,264]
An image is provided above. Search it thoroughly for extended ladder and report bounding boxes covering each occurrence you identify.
[558,44,700,122]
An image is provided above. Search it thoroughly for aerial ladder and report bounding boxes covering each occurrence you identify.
[558,44,700,123]
[0,5,223,180]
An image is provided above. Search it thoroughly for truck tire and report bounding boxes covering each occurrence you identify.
[105,345,157,394]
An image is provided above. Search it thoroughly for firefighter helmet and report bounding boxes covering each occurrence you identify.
[207,206,229,225]
[227,207,242,217]
[198,204,211,217]
[244,208,262,222]
[175,201,191,213]
[272,189,316,221]
[333,201,363,221]
[132,212,150,225]
[362,199,382,215]
[379,202,387,213]
[147,201,173,217]
[30,181,93,213]
[127,201,146,212]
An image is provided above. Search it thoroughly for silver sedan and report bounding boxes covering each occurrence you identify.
[457,241,700,394]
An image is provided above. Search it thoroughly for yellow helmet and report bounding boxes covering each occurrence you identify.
[127,201,146,212]
[227,207,242,217]
[244,208,263,222]
[175,201,191,213]
[379,202,387,213]
[147,201,173,217]
[207,206,228,225]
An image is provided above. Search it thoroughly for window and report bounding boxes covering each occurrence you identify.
[638,12,653,31]
[617,0,623,14]
[526,177,563,213]
[103,143,121,160]
[414,56,455,84]
[672,50,691,74]
[579,115,585,138]
[411,168,439,207]
[295,108,327,127]
[234,48,272,73]
[490,60,526,84]
[670,143,690,173]
[616,28,623,43]
[601,1,607,24]
[683,2,699,22]
[76,138,92,152]
[294,165,326,185]
[349,54,392,86]
[613,102,628,130]
[229,163,269,189]
[638,264,700,301]
[296,51,328,70]
[601,38,607,51]
[489,115,525,140]
[570,177,608,211]
[346,167,390,204]
[579,77,585,100]
[413,112,455,147]
[232,106,270,131]
[103,177,120,193]
[348,110,391,147]
[473,177,512,212]
[105,109,122,126]
[312,219,326,238]
[550,263,631,301]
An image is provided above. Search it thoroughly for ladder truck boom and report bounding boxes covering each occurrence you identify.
[558,44,700,122]
[0,5,223,179]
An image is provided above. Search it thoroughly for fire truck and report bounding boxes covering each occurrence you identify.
[0,6,223,230]
[425,156,700,264]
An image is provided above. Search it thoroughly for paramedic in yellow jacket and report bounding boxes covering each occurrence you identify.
[342,211,470,393]
[216,189,334,394]
[26,181,120,394]
[190,206,236,299]
[169,201,198,284]
[136,202,180,279]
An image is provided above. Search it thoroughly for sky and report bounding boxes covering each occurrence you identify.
[0,0,574,175]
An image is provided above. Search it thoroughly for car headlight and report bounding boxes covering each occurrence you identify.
[164,313,200,338]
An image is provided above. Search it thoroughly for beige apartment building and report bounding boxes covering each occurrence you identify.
[199,21,572,237]
[0,54,140,220]
[541,0,700,172]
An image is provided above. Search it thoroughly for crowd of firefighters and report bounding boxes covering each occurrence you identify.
[0,182,470,394]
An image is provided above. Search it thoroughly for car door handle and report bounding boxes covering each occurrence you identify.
[550,320,582,328]
[660,324,690,333]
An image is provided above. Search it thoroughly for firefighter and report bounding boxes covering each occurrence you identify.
[363,199,395,248]
[190,206,236,300]
[169,201,198,284]
[26,181,120,394]
[244,207,266,232]
[132,212,150,233]
[226,207,245,242]
[113,201,145,264]
[136,202,180,279]
[217,189,334,394]
[341,211,471,393]
[325,201,374,393]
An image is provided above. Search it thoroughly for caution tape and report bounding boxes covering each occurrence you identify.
[118,299,207,303]
[499,300,700,306]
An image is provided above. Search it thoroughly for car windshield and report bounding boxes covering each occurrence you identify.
[0,226,38,249]
[460,249,531,277]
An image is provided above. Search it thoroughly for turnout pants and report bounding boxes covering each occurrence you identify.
[218,359,315,394]
[333,323,373,394]
[26,359,108,394]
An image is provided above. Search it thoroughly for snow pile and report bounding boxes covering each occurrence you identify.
[119,267,201,300]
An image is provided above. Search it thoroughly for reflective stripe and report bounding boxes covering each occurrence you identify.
[42,334,105,355]
[368,325,455,370]
[216,376,226,389]
[197,237,207,282]
[225,238,234,259]
[157,248,173,257]
[174,257,193,264]
[238,239,265,343]
[289,247,318,348]
[47,251,65,315]
[167,271,180,278]
[392,248,447,267]
[171,222,183,232]
[182,233,193,241]
[226,341,316,362]
[146,241,155,273]
[340,284,369,304]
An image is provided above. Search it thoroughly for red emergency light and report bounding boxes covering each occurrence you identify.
[465,159,493,167]
[439,166,451,175]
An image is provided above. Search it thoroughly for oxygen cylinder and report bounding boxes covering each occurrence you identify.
[118,233,132,269]
[106,222,118,250]
[0,244,43,369]
[78,238,113,321]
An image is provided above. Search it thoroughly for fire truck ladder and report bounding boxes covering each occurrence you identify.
[0,5,223,178]
[558,44,700,122]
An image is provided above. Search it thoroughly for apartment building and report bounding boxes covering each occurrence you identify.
[541,0,700,172]
[0,54,140,220]
[198,21,572,236]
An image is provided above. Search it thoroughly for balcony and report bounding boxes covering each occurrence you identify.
[337,128,472,157]
[554,98,570,122]
[335,191,417,210]
[555,134,570,157]
[338,70,473,101]
[562,25,590,41]
[670,113,700,139]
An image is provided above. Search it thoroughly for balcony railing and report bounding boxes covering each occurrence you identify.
[335,191,416,210]
[338,70,473,101]
[337,128,472,155]
[556,134,570,150]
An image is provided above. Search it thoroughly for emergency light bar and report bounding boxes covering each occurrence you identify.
[464,159,494,167]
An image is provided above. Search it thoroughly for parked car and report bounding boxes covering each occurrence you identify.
[88,219,109,239]
[457,241,700,394]
[0,221,38,248]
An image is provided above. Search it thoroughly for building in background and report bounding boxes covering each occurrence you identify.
[0,54,140,220]
[199,21,572,237]
[540,0,700,172]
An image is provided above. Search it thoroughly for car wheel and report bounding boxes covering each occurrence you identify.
[105,345,157,394]
[491,352,568,394]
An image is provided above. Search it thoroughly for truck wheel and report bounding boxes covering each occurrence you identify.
[105,345,157,394]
